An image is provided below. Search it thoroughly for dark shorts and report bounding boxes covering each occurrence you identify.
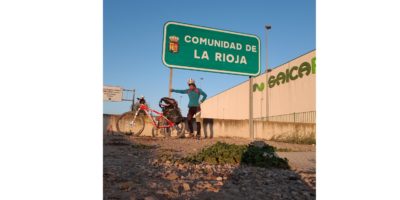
[187,106,201,121]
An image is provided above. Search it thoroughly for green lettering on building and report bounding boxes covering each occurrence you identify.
[312,57,316,74]
[253,57,316,91]
[253,82,265,92]
[268,76,276,88]
[276,72,286,85]
[289,66,299,80]
[298,61,311,78]
[285,68,290,83]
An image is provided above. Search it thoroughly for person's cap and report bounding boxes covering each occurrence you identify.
[187,78,195,85]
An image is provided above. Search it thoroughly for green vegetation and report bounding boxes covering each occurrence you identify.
[273,147,295,152]
[182,142,289,169]
[184,142,245,164]
[270,131,316,145]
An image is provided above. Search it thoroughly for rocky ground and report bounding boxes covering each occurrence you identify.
[104,134,316,200]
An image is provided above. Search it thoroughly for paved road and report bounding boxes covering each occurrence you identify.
[277,152,316,172]
[276,151,316,190]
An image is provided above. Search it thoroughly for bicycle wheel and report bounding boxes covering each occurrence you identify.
[161,127,171,138]
[151,127,159,137]
[116,111,145,136]
[152,117,169,138]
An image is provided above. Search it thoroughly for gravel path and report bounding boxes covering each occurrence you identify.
[104,134,316,200]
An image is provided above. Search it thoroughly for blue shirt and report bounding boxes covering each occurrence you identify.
[172,88,207,107]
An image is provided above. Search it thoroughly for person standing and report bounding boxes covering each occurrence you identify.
[170,78,207,139]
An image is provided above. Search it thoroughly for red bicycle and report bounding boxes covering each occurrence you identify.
[116,97,185,137]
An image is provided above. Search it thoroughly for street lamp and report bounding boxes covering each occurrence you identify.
[265,25,271,120]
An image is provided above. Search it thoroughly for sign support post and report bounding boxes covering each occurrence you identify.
[169,68,173,97]
[249,76,254,140]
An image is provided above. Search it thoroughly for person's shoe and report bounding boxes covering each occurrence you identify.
[204,136,208,139]
[196,134,201,140]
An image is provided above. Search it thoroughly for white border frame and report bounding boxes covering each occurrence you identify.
[162,21,261,77]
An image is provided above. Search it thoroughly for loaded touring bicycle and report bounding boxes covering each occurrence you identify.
[116,96,185,137]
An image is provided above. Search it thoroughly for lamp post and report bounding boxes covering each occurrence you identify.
[265,25,271,120]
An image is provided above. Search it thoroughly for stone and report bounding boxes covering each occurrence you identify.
[216,176,223,181]
[215,181,224,186]
[144,196,158,200]
[207,187,220,192]
[119,181,134,191]
[152,160,159,166]
[148,182,157,189]
[182,183,191,191]
[165,173,179,180]
[156,190,165,195]
[204,181,213,188]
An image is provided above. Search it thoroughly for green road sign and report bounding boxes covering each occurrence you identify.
[162,22,261,76]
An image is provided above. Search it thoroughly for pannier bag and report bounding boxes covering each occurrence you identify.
[159,97,183,124]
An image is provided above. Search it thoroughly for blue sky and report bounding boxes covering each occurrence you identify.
[104,0,315,115]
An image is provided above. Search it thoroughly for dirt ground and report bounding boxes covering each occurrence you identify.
[104,134,316,200]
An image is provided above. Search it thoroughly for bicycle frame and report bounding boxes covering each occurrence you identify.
[133,103,175,129]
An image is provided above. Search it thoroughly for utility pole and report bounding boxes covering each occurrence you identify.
[265,25,271,119]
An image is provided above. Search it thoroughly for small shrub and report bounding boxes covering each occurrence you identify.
[183,142,246,164]
[270,131,316,145]
[183,141,289,169]
[241,144,289,169]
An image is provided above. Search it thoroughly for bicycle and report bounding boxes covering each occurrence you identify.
[116,97,185,137]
